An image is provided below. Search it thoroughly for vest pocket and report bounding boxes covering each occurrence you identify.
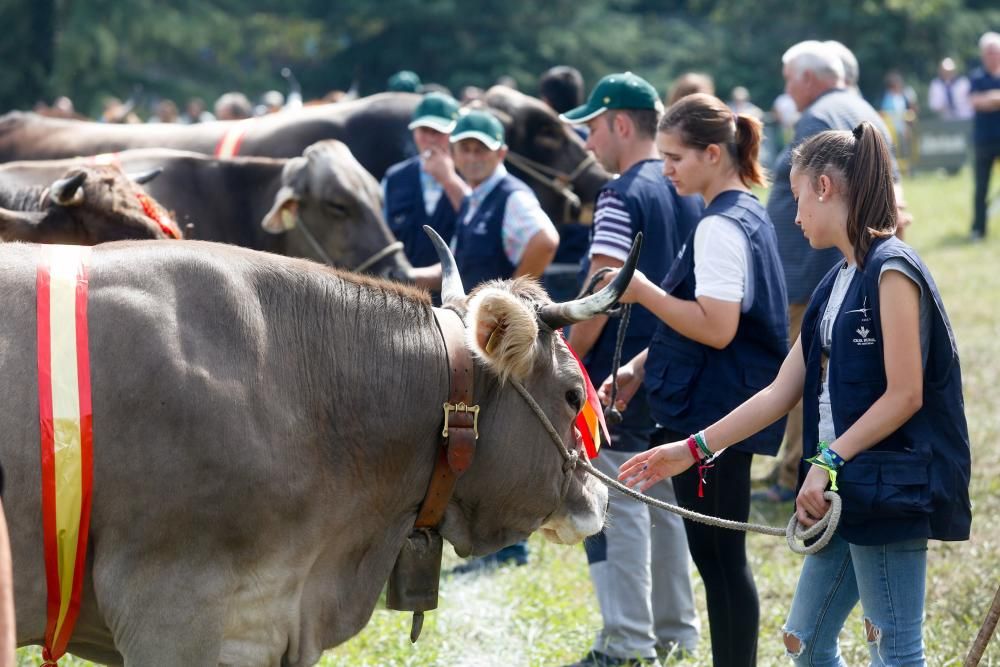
[645,358,702,418]
[836,450,933,519]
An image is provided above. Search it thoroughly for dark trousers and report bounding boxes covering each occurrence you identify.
[655,427,759,667]
[972,138,1000,237]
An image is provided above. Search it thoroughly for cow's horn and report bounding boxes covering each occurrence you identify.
[537,232,643,329]
[49,172,87,207]
[129,167,163,185]
[423,225,466,303]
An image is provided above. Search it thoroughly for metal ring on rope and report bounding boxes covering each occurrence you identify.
[508,376,842,556]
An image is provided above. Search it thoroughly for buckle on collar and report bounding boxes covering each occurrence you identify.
[442,401,480,439]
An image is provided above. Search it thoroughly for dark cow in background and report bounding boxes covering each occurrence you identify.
[0,164,176,244]
[0,233,639,665]
[0,141,413,281]
[0,90,610,226]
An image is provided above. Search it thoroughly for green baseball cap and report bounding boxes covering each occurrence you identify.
[408,92,461,133]
[450,110,506,151]
[560,72,663,124]
[388,70,421,93]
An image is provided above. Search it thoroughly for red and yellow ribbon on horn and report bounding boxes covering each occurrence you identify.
[36,245,94,665]
[563,337,609,459]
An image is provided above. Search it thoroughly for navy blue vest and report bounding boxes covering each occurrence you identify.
[800,236,971,545]
[580,160,703,450]
[383,156,458,268]
[453,173,534,288]
[644,190,789,455]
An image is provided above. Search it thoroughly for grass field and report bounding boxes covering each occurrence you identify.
[17,168,1000,666]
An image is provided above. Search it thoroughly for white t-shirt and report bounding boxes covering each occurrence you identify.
[816,258,930,442]
[693,215,754,312]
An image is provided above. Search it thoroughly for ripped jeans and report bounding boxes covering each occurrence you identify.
[782,533,927,666]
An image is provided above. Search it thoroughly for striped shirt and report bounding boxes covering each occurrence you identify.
[589,190,633,262]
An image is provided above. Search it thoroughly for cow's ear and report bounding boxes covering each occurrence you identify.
[465,285,539,382]
[261,186,299,234]
[0,208,44,241]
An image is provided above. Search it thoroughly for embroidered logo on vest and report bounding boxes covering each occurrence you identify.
[849,297,876,346]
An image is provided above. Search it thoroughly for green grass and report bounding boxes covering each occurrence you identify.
[17,168,1000,666]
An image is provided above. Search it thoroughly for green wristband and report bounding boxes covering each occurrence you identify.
[694,431,712,459]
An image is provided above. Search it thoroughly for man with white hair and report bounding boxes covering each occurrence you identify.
[756,40,905,503]
[824,40,859,92]
[969,31,1000,241]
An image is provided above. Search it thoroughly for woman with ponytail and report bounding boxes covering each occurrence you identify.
[595,93,790,666]
[615,121,971,665]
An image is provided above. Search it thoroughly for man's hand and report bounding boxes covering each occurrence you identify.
[598,362,644,413]
[423,145,457,184]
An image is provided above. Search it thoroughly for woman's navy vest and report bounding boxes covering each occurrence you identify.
[452,173,534,288]
[579,160,703,450]
[383,156,458,268]
[800,236,971,545]
[644,190,789,455]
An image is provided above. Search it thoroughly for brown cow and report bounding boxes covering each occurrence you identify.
[0,165,176,244]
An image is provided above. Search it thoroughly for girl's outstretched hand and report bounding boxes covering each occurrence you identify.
[618,441,695,492]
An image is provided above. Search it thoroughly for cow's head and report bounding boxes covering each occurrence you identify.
[426,228,641,555]
[0,165,177,244]
[484,86,611,225]
[262,140,414,282]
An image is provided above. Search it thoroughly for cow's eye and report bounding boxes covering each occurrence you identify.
[565,389,584,412]
[325,201,349,216]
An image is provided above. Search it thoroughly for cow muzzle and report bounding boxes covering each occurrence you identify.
[540,473,607,544]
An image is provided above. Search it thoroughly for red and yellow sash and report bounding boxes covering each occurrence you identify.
[214,119,252,158]
[36,245,94,665]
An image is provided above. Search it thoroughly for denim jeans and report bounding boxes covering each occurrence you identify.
[782,533,928,666]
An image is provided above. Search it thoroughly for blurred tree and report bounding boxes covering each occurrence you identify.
[0,0,55,111]
[0,0,997,121]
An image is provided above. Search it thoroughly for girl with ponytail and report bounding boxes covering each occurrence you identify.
[616,121,971,665]
[595,92,790,665]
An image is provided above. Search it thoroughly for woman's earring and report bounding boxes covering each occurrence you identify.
[818,196,824,202]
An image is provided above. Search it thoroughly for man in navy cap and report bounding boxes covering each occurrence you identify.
[561,72,702,667]
[414,109,559,290]
[382,92,468,267]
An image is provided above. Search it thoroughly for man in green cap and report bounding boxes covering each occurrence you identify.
[560,72,702,666]
[387,70,421,93]
[382,92,469,267]
[414,109,558,293]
